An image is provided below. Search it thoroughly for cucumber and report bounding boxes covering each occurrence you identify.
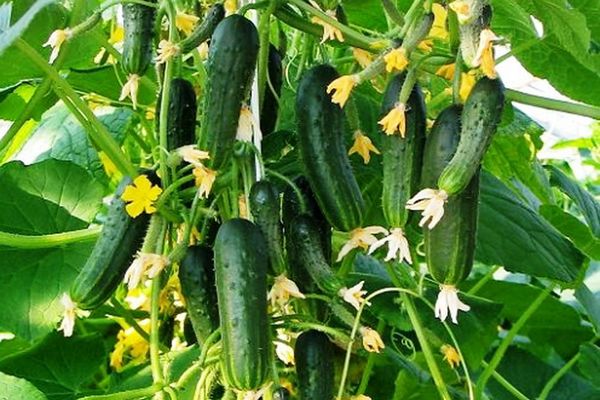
[272,387,290,400]
[437,77,504,195]
[122,0,156,76]
[179,245,219,346]
[260,44,283,136]
[380,73,426,228]
[179,3,225,54]
[249,180,286,275]
[288,214,343,296]
[296,64,365,232]
[156,78,197,151]
[199,15,259,169]
[70,176,151,309]
[422,105,479,285]
[214,219,270,390]
[295,330,335,400]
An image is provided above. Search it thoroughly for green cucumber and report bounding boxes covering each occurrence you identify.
[179,3,225,54]
[179,245,219,346]
[260,44,283,136]
[422,105,479,285]
[122,0,156,76]
[295,330,335,400]
[380,73,426,228]
[249,180,286,275]
[437,77,504,195]
[288,214,343,295]
[70,176,151,309]
[214,219,269,390]
[199,15,259,169]
[296,64,365,232]
[156,78,197,151]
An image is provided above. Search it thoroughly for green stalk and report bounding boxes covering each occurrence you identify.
[538,353,580,400]
[0,228,100,249]
[505,89,600,119]
[467,265,500,295]
[77,384,163,400]
[257,0,278,109]
[481,361,529,400]
[15,39,137,177]
[356,319,386,394]
[475,284,555,398]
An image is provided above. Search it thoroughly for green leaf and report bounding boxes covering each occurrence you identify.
[0,0,54,57]
[14,102,133,184]
[574,283,600,332]
[0,333,106,400]
[342,0,388,32]
[546,165,600,237]
[579,343,600,388]
[0,371,47,400]
[476,172,583,283]
[540,205,600,259]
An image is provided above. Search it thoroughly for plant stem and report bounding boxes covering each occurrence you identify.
[257,0,278,109]
[538,353,580,400]
[356,319,386,394]
[467,265,500,295]
[77,384,164,400]
[0,228,100,248]
[481,361,529,400]
[505,89,600,120]
[475,284,555,398]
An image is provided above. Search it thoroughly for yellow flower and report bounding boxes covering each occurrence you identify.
[224,0,237,15]
[123,252,169,289]
[460,72,476,101]
[176,224,201,246]
[43,29,72,63]
[378,103,407,137]
[311,7,344,43]
[121,175,163,218]
[193,165,217,198]
[274,329,296,365]
[119,74,141,109]
[110,319,151,371]
[384,48,409,73]
[352,48,373,68]
[238,193,249,219]
[177,145,210,167]
[268,274,306,308]
[405,188,448,229]
[359,326,385,353]
[336,226,388,262]
[197,41,209,60]
[159,273,185,313]
[368,228,412,264]
[418,39,434,52]
[156,40,180,64]
[435,285,470,324]
[236,105,261,142]
[124,287,150,311]
[176,11,199,36]
[350,396,372,400]
[348,131,380,164]
[449,0,473,24]
[94,25,123,64]
[474,29,499,79]
[58,293,90,337]
[326,74,359,108]
[441,344,461,368]
[436,63,456,81]
[430,3,448,40]
[339,281,370,310]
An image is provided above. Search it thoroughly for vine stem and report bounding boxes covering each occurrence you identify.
[475,283,556,398]
[256,0,278,109]
[537,353,580,400]
[15,39,137,177]
[0,228,100,248]
[505,89,600,119]
[149,221,168,392]
[77,383,164,400]
[481,361,529,400]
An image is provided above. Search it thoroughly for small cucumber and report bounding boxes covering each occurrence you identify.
[156,78,197,151]
[295,330,335,400]
[296,64,365,231]
[214,219,270,391]
[122,0,156,76]
[179,4,225,54]
[437,77,504,195]
[380,73,427,228]
[179,245,219,346]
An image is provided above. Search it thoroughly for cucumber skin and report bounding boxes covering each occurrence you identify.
[122,1,156,76]
[178,245,219,346]
[199,15,259,170]
[70,177,150,309]
[295,330,335,400]
[249,180,286,275]
[180,4,225,54]
[437,77,504,195]
[296,64,365,232]
[381,73,427,228]
[421,105,479,285]
[156,78,197,151]
[214,219,270,391]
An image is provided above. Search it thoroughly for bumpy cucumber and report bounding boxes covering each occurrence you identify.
[178,245,219,346]
[295,330,335,400]
[437,77,504,195]
[296,64,365,231]
[70,176,150,309]
[199,15,259,169]
[260,44,283,136]
[155,78,197,151]
[422,105,479,285]
[381,73,427,228]
[249,180,286,275]
[214,219,269,390]
[122,0,156,76]
[179,3,225,54]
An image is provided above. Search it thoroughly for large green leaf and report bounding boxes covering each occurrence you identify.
[14,102,133,184]
[579,343,600,388]
[540,205,600,259]
[0,0,53,57]
[342,0,388,32]
[574,283,600,332]
[0,333,105,400]
[0,371,47,400]
[476,172,583,283]
[570,0,600,43]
